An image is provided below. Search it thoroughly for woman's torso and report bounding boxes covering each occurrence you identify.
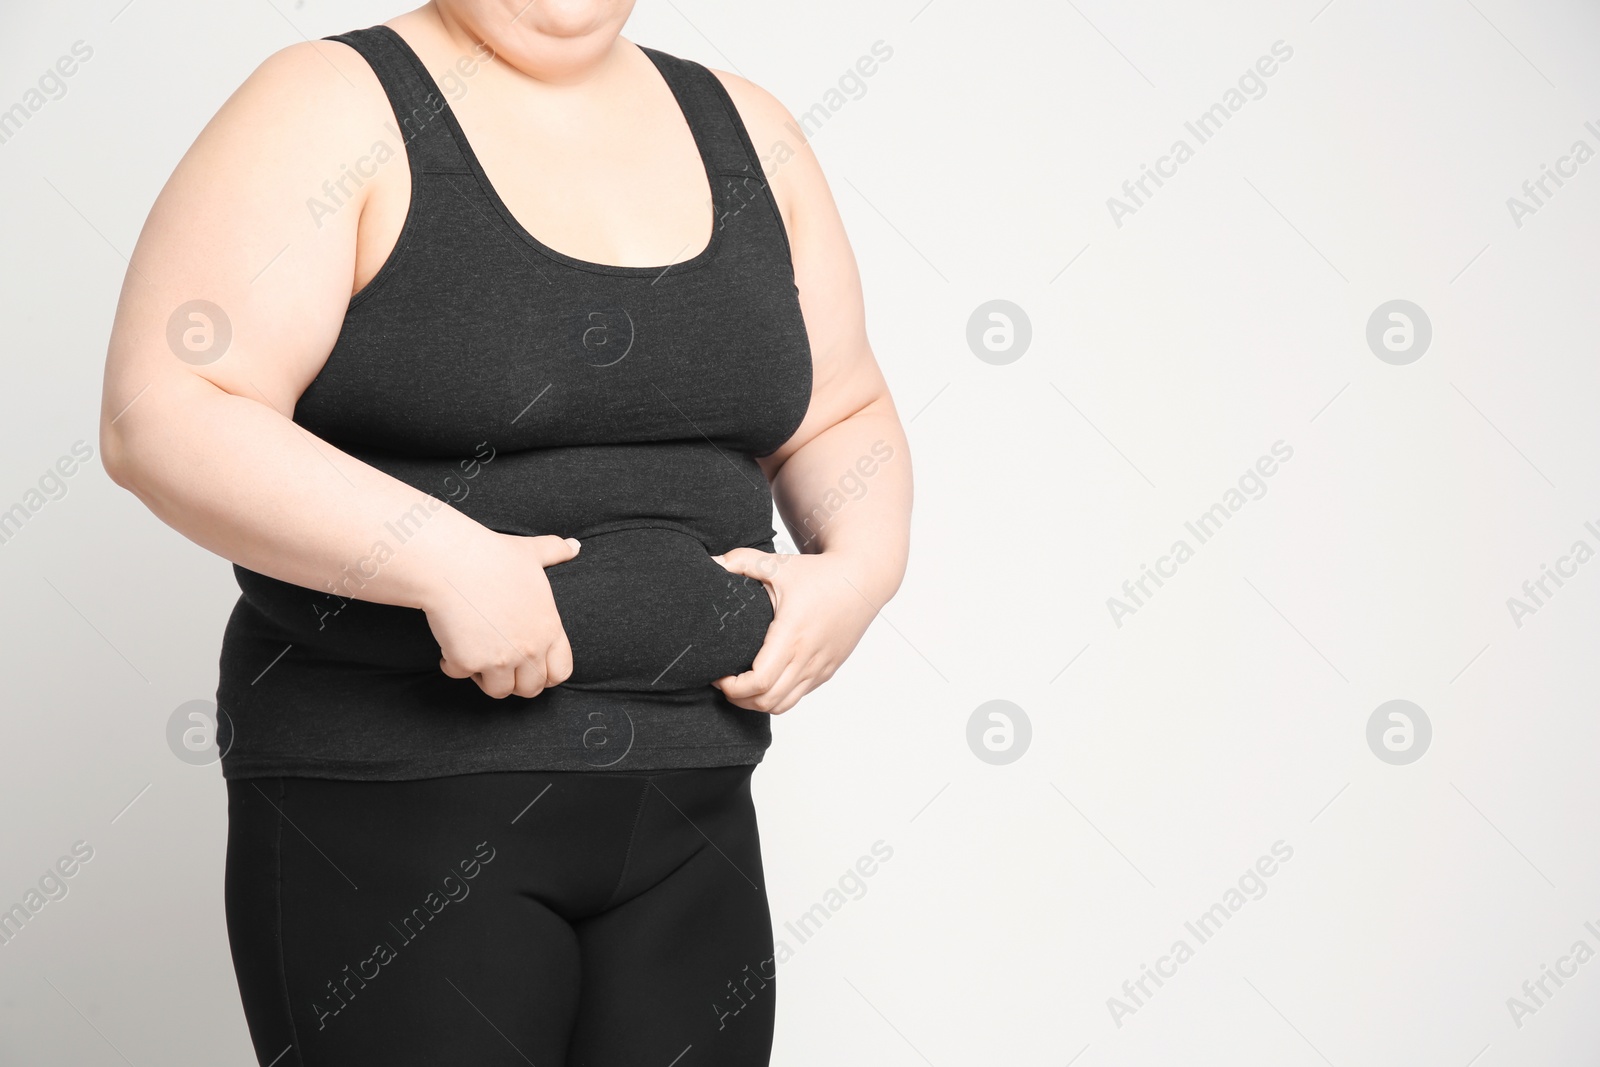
[213,22,812,781]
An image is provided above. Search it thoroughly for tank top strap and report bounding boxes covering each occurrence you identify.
[323,25,473,175]
[637,46,767,181]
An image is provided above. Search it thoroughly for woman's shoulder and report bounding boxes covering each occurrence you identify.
[219,36,392,147]
[110,36,401,409]
[692,64,808,232]
[700,64,794,148]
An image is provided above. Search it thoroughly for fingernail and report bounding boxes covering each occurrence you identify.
[565,537,581,551]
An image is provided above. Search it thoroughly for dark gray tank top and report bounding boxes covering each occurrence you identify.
[214,24,812,779]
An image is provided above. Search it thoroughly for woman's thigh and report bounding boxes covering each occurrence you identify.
[566,764,777,1067]
[224,771,625,1066]
[223,765,775,1067]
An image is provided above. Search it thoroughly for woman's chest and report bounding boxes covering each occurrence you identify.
[298,200,812,459]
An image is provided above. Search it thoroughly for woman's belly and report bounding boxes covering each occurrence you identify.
[231,441,780,692]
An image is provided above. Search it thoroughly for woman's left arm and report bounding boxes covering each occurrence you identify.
[709,70,913,715]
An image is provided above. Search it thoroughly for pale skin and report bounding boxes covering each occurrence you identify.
[99,0,911,715]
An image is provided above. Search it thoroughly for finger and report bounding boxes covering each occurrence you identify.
[474,666,516,700]
[714,642,791,702]
[745,656,810,714]
[711,606,794,709]
[714,679,762,712]
[532,534,583,567]
[723,570,776,612]
[510,658,549,699]
[711,546,777,582]
[717,638,805,710]
[748,616,798,675]
[763,687,806,716]
[545,638,574,687]
[439,655,474,681]
[767,664,824,715]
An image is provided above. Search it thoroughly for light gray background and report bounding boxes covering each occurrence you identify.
[3,0,1598,1063]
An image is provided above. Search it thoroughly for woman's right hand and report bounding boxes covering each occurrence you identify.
[422,532,581,699]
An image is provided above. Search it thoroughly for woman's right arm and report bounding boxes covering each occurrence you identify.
[99,40,576,700]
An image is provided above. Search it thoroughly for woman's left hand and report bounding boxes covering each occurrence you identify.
[709,547,880,714]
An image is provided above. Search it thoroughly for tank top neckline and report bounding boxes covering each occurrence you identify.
[369,23,726,279]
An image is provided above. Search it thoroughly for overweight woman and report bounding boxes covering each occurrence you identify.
[97,2,911,1063]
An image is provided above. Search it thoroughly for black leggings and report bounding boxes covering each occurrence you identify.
[223,763,775,1066]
